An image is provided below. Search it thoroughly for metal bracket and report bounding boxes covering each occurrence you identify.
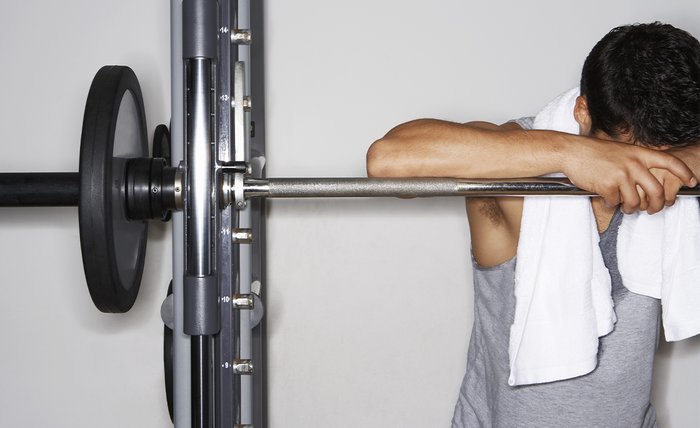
[249,156,266,179]
[220,162,250,174]
[232,228,253,243]
[251,280,261,296]
[241,96,252,111]
[233,173,246,209]
[234,173,246,209]
[231,29,252,45]
[232,294,254,309]
[233,359,254,375]
[219,169,249,209]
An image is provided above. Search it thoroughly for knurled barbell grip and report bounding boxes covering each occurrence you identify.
[238,177,700,199]
[0,173,80,206]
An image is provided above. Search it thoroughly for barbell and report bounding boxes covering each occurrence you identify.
[3,66,699,314]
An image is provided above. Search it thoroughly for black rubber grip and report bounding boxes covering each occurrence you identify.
[0,173,80,206]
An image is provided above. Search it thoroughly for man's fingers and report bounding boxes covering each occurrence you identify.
[664,178,682,207]
[636,185,649,212]
[648,152,698,187]
[665,183,678,207]
[619,183,641,214]
[634,167,666,214]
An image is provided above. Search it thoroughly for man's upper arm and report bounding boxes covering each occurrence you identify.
[465,119,530,267]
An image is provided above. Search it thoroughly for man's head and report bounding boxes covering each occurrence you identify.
[575,22,700,147]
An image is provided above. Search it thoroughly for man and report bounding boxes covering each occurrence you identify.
[367,23,700,426]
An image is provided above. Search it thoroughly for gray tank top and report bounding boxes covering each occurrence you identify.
[452,209,661,428]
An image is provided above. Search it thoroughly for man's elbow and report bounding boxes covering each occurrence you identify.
[367,119,435,177]
[366,138,400,177]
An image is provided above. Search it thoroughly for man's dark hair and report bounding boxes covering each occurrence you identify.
[580,22,700,147]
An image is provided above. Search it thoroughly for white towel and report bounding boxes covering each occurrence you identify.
[508,88,700,386]
[508,88,616,386]
[618,203,700,341]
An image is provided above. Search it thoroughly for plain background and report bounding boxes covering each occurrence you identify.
[0,0,698,427]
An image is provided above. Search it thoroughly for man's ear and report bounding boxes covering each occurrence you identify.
[574,96,592,135]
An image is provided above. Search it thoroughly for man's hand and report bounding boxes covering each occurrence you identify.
[564,138,698,214]
[648,167,686,210]
[650,144,700,209]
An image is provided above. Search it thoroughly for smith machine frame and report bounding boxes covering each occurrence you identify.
[172,0,266,426]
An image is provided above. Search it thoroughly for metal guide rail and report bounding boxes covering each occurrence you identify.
[177,0,265,427]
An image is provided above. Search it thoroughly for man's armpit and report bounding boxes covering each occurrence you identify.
[468,198,506,226]
[466,197,520,267]
[466,196,524,239]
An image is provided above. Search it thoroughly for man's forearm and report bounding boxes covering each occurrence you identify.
[367,118,697,214]
[366,119,580,179]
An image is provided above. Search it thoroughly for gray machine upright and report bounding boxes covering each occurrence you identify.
[172,0,267,426]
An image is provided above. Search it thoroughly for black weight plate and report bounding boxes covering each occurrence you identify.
[153,123,171,166]
[153,124,172,222]
[79,66,149,313]
[164,281,174,422]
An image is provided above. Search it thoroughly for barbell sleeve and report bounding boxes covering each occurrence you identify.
[0,173,80,207]
[241,177,700,199]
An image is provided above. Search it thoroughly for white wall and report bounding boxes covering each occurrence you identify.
[0,1,698,427]
[0,1,172,427]
[264,0,700,427]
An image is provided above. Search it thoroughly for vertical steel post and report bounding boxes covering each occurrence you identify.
[185,56,215,428]
[214,0,238,426]
[179,1,267,426]
[186,59,214,277]
[183,1,218,427]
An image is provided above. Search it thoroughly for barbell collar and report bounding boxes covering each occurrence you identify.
[120,158,185,221]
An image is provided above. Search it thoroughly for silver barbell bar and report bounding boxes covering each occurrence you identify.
[222,176,700,201]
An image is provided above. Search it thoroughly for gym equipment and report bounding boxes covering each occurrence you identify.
[0,65,182,313]
[163,281,175,422]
